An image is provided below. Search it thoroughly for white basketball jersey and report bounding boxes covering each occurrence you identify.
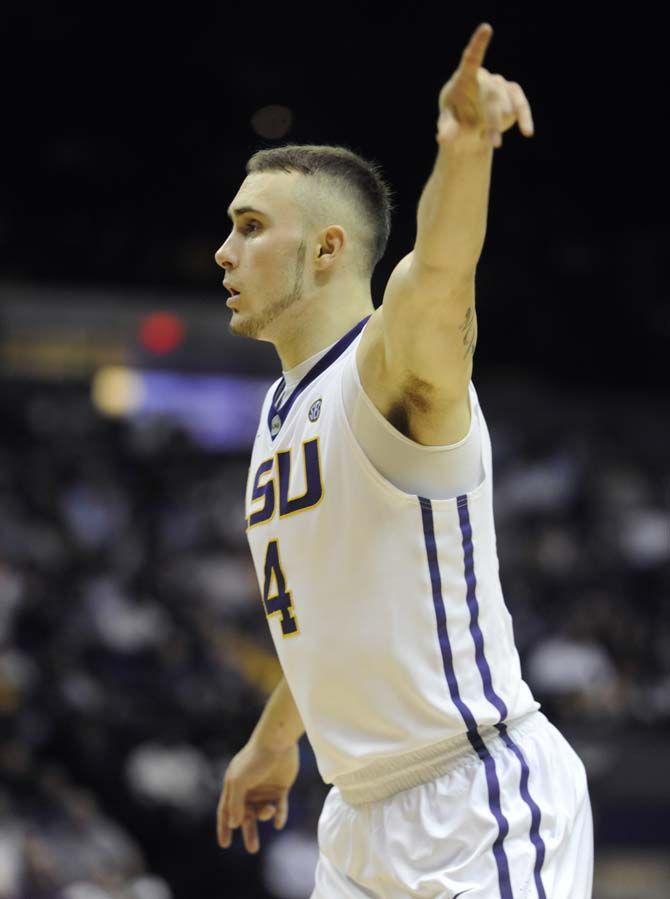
[244,314,540,784]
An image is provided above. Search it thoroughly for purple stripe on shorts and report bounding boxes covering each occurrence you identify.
[496,724,548,899]
[419,496,513,899]
[456,493,547,899]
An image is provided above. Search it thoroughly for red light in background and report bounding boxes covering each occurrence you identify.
[139,312,185,355]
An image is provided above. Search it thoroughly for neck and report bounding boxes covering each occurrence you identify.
[274,298,374,370]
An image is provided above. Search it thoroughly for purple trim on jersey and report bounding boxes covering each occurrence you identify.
[456,494,508,722]
[496,724,548,899]
[266,314,372,440]
[456,493,547,898]
[419,496,513,899]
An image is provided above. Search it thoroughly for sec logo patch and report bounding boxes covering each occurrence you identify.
[308,399,322,422]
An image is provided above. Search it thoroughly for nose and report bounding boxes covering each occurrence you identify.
[214,233,237,269]
[214,243,229,269]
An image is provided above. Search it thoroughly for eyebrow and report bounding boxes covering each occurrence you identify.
[226,205,268,220]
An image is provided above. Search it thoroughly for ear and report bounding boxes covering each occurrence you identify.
[315,225,346,269]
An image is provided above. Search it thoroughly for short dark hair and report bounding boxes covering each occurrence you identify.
[245,143,395,279]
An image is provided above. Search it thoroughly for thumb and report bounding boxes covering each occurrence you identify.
[256,803,277,821]
[274,793,289,830]
[436,110,460,146]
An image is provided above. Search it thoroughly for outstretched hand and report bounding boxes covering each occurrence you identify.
[437,23,534,150]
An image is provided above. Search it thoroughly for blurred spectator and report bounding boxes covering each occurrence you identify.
[0,374,667,896]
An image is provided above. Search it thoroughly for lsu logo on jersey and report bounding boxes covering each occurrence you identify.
[246,437,324,529]
[247,439,324,640]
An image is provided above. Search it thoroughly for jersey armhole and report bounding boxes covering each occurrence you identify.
[340,343,486,498]
[346,339,478,452]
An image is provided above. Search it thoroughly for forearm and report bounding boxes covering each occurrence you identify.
[414,141,494,275]
[250,675,305,752]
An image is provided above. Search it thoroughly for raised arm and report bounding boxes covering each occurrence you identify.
[364,23,534,445]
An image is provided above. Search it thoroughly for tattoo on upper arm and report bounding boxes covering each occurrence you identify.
[459,307,478,359]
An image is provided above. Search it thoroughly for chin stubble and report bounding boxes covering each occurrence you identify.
[229,239,307,339]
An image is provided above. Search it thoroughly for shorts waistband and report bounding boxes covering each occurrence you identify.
[332,710,541,806]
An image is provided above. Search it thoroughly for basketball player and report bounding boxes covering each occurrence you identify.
[215,22,594,898]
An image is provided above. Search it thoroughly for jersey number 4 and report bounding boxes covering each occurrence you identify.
[262,539,299,637]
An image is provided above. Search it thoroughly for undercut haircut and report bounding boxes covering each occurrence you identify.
[245,143,395,280]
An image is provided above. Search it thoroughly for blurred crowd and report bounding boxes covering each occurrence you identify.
[0,375,667,899]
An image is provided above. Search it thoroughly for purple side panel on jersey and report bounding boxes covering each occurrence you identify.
[419,496,477,730]
[456,494,508,721]
[418,496,513,899]
[456,493,547,898]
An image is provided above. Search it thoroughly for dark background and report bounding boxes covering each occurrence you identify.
[0,4,668,899]
[1,3,667,391]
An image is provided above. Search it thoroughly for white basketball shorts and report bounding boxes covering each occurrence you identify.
[310,710,593,898]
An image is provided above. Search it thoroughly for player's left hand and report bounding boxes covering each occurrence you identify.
[436,22,534,151]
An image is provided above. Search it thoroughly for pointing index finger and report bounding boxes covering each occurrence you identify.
[459,22,493,75]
